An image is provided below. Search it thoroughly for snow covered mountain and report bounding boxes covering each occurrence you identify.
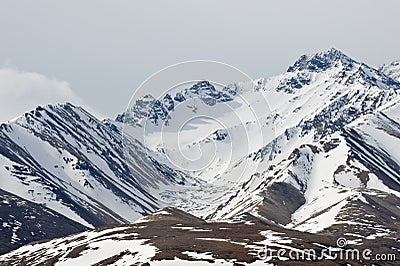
[380,60,400,82]
[116,80,235,127]
[205,49,400,229]
[0,103,195,253]
[117,48,400,249]
[0,48,399,263]
[117,48,400,229]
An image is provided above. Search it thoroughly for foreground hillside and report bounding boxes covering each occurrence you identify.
[1,207,397,265]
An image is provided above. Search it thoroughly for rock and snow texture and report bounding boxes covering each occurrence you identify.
[0,48,399,263]
[0,103,191,231]
[380,60,400,82]
[112,49,400,260]
[0,188,87,255]
[127,48,400,243]
[2,207,386,265]
[175,49,400,233]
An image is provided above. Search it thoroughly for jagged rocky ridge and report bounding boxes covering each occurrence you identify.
[116,80,236,127]
[0,103,194,253]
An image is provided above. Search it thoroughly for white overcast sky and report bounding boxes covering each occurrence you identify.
[0,0,399,121]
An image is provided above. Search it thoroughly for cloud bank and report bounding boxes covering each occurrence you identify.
[0,68,83,122]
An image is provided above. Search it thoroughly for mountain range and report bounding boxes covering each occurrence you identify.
[0,48,399,265]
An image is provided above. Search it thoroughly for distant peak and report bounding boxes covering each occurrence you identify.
[287,48,355,73]
[379,60,400,82]
[188,80,216,94]
[137,94,156,102]
[382,60,400,67]
[315,47,350,60]
[324,47,345,56]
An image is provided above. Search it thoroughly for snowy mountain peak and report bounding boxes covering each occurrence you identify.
[116,94,158,126]
[379,60,400,82]
[287,47,355,73]
[184,80,234,105]
[0,101,193,232]
[1,49,400,260]
[281,48,400,92]
[117,80,235,127]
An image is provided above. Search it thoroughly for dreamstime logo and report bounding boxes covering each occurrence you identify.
[121,61,275,203]
[336,237,347,248]
[257,237,397,262]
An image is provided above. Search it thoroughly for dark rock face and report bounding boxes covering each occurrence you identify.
[212,129,228,141]
[148,99,170,125]
[287,48,354,73]
[344,125,400,192]
[187,80,233,104]
[163,94,174,111]
[117,80,235,127]
[115,94,156,125]
[257,182,306,225]
[277,72,311,93]
[0,188,87,255]
[173,92,186,102]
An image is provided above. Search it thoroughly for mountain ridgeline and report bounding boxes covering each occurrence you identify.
[0,48,399,264]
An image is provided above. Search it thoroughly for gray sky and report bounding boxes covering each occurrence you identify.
[1,0,399,120]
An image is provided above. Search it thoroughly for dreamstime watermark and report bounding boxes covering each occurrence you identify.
[257,237,397,262]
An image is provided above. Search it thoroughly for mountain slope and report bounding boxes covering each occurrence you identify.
[0,103,191,230]
[203,49,400,237]
[1,207,387,265]
[114,49,400,236]
[380,60,400,82]
[0,48,399,263]
[0,188,87,255]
